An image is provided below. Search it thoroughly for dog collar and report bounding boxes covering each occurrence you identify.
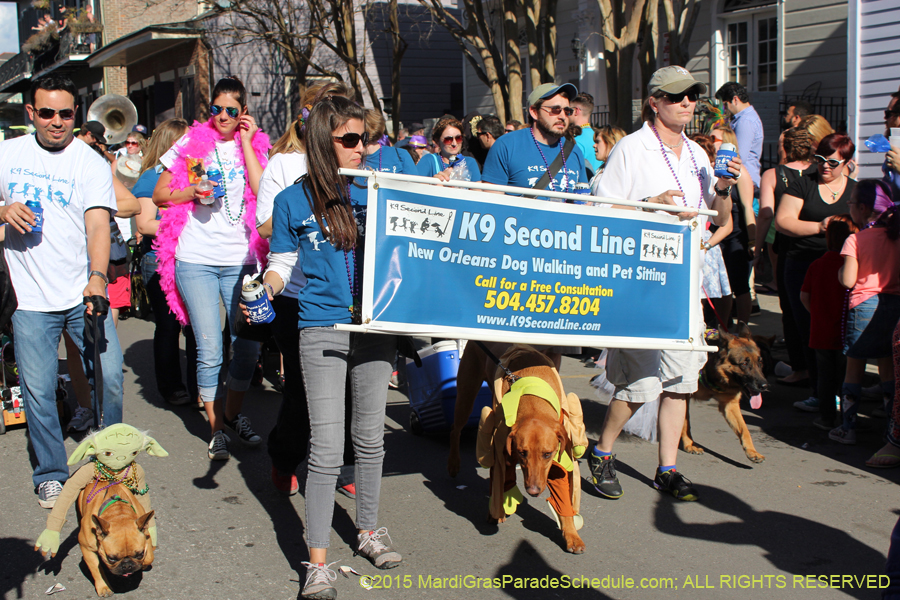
[98,495,135,517]
[699,369,725,393]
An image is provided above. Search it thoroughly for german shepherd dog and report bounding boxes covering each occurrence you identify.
[682,324,769,463]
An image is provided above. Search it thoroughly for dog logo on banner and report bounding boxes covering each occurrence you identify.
[639,229,683,264]
[384,199,456,242]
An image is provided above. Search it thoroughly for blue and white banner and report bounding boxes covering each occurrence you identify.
[353,171,708,351]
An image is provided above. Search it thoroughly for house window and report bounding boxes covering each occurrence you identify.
[725,13,777,93]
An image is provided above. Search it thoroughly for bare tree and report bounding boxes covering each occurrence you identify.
[386,0,408,139]
[661,0,701,69]
[419,0,560,124]
[596,0,647,129]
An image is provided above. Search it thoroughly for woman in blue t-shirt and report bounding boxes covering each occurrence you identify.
[268,96,402,599]
[362,109,419,175]
[417,116,481,181]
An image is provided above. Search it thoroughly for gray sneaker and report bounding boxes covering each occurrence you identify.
[37,480,63,509]
[68,406,94,432]
[355,527,402,569]
[208,430,230,460]
[300,561,338,599]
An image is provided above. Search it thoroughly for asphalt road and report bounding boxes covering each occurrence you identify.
[1,291,898,600]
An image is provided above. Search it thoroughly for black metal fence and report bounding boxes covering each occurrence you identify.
[781,95,848,133]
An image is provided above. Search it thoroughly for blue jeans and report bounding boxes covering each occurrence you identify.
[299,327,396,548]
[13,304,123,487]
[175,261,259,403]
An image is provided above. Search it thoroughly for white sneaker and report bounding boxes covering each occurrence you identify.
[68,406,94,432]
[37,480,63,509]
[828,425,857,445]
[208,431,230,460]
[300,561,338,599]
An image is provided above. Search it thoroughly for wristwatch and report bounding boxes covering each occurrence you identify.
[715,185,733,197]
[700,241,712,251]
[89,270,109,284]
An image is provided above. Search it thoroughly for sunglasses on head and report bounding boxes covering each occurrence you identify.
[332,131,369,148]
[814,155,845,168]
[665,91,699,104]
[442,135,463,144]
[35,107,75,120]
[210,104,240,119]
[540,105,575,117]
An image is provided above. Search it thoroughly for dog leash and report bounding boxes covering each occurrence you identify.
[83,294,110,424]
[474,341,520,383]
[701,285,727,329]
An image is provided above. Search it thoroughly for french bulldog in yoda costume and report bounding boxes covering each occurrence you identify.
[35,424,167,597]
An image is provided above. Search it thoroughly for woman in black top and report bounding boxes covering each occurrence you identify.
[776,133,857,408]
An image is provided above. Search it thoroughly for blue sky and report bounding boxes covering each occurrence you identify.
[0,3,18,54]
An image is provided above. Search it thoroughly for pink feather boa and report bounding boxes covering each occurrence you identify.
[153,119,271,326]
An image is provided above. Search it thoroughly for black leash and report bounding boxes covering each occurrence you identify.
[83,295,110,422]
[474,341,520,383]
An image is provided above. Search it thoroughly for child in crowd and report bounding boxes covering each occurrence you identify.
[830,180,900,445]
[800,215,858,431]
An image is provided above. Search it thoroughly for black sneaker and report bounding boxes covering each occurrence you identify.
[223,413,262,446]
[654,468,699,501]
[588,451,623,499]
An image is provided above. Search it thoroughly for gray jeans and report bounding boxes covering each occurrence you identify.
[299,327,396,548]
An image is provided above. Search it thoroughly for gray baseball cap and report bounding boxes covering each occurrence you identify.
[648,66,707,96]
[527,83,578,108]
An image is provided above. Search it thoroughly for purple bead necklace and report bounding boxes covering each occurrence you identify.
[650,123,703,210]
[531,128,569,192]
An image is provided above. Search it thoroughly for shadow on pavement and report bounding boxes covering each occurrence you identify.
[654,485,886,599]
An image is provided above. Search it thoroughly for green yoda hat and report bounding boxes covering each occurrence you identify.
[68,423,168,470]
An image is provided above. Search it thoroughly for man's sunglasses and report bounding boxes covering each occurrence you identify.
[35,107,75,120]
[885,109,900,120]
[332,132,369,148]
[541,106,575,117]
[665,91,699,104]
[814,155,845,168]
[442,135,463,144]
[210,105,240,119]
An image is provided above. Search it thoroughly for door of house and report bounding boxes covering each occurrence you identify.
[724,13,777,94]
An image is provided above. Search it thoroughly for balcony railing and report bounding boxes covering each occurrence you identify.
[0,52,35,92]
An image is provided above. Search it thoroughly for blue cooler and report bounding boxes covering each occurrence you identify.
[405,341,493,435]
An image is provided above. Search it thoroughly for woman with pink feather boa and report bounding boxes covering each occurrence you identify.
[151,76,271,461]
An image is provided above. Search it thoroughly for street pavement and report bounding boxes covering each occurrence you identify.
[1,290,899,600]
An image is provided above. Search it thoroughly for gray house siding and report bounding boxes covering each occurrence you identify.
[849,0,900,178]
[782,0,848,98]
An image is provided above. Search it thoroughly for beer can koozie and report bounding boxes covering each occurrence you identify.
[714,143,737,179]
[242,281,275,324]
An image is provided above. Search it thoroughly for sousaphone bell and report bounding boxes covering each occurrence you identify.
[86,94,138,145]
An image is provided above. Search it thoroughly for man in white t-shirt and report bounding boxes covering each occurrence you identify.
[0,74,122,509]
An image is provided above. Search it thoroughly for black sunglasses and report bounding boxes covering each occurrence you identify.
[35,107,75,120]
[541,105,575,117]
[332,132,369,148]
[814,154,845,168]
[885,109,900,120]
[665,91,699,104]
[210,104,240,119]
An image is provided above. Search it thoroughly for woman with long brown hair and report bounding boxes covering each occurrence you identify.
[269,96,401,599]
